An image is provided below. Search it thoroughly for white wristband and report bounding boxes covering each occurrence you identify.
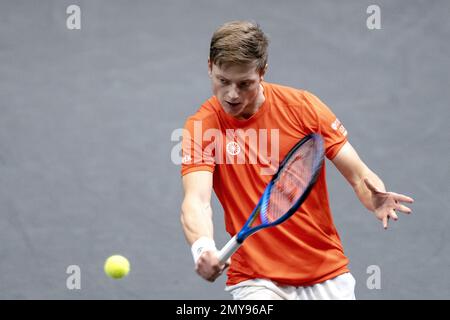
[191,237,217,263]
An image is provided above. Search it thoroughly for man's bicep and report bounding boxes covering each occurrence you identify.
[332,141,369,187]
[182,170,213,204]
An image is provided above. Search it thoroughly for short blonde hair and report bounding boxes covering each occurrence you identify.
[209,21,269,73]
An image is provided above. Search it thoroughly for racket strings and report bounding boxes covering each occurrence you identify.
[263,139,317,223]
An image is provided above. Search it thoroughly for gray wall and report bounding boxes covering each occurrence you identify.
[0,0,449,299]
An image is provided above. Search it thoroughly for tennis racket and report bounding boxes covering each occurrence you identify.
[217,133,325,264]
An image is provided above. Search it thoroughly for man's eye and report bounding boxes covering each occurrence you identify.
[220,79,228,84]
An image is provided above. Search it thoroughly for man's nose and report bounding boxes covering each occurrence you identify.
[227,84,239,100]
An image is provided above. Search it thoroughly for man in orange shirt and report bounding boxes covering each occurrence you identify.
[180,21,414,299]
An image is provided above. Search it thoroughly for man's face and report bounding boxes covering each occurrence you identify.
[208,61,265,119]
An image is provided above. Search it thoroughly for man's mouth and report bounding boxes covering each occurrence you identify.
[226,101,241,107]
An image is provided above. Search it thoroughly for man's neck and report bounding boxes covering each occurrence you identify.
[236,84,265,120]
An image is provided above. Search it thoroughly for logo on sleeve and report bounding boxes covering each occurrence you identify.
[181,154,192,164]
[331,118,347,136]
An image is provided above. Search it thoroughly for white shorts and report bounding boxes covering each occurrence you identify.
[225,272,356,300]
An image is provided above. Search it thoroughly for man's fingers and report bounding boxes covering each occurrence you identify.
[208,273,220,282]
[221,263,229,273]
[395,203,412,214]
[196,251,227,282]
[392,192,414,203]
[383,209,399,229]
[209,267,226,282]
[382,216,389,229]
[203,268,223,282]
[389,209,399,220]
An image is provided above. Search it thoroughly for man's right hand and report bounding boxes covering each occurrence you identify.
[195,250,230,282]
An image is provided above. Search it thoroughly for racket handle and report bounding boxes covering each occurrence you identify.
[217,235,241,264]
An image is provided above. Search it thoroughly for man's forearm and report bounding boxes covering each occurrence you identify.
[181,197,214,245]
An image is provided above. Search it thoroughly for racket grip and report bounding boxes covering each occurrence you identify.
[217,235,241,264]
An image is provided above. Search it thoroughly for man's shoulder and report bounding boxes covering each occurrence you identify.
[184,97,220,128]
[267,81,304,93]
[266,82,309,106]
[266,82,330,120]
[267,82,328,108]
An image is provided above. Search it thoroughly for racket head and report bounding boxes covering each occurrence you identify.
[260,133,324,225]
[235,195,263,243]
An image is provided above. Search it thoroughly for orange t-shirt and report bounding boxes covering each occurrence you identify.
[181,82,350,286]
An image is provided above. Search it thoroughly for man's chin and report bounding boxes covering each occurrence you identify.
[221,103,242,115]
[224,108,242,118]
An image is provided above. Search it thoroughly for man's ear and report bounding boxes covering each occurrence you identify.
[208,58,212,78]
[260,63,268,81]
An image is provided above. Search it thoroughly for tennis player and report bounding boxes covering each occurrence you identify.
[180,21,414,300]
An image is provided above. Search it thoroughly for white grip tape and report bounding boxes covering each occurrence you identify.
[191,237,217,264]
[217,235,241,264]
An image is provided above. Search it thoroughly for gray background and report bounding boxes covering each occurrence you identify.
[0,0,449,299]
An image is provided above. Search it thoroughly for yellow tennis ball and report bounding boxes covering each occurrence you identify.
[104,255,130,279]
